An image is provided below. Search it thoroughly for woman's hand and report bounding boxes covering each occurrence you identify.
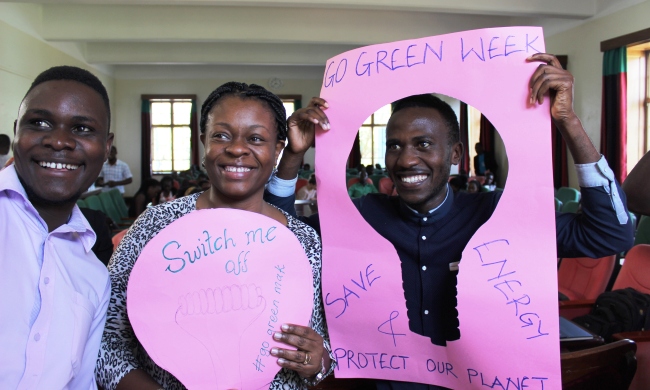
[270,323,330,379]
[285,97,330,156]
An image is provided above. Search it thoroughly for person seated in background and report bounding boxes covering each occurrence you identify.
[265,53,634,388]
[484,171,496,191]
[473,142,497,176]
[0,134,11,168]
[299,162,313,179]
[129,178,161,218]
[1,65,113,389]
[467,179,481,193]
[198,177,211,191]
[348,168,378,198]
[158,175,176,204]
[96,146,133,194]
[448,176,466,192]
[366,164,375,176]
[297,174,318,201]
[375,163,383,172]
[623,150,650,216]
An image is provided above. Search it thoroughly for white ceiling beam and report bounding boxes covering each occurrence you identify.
[31,0,598,19]
[86,42,359,65]
[41,4,522,45]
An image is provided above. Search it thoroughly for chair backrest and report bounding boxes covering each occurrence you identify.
[555,197,563,212]
[634,216,650,246]
[557,186,581,204]
[84,195,103,212]
[613,244,650,293]
[562,200,580,213]
[108,189,129,218]
[76,199,88,208]
[112,229,128,249]
[369,174,385,189]
[558,255,616,300]
[347,177,373,189]
[378,177,395,195]
[561,338,636,389]
[98,191,122,223]
[295,178,308,193]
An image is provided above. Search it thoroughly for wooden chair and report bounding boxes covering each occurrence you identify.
[561,339,637,389]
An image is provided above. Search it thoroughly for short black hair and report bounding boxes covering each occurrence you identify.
[25,66,111,130]
[0,134,10,149]
[392,94,460,145]
[200,82,287,141]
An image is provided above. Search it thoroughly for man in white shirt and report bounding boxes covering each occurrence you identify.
[97,146,132,193]
[0,65,113,389]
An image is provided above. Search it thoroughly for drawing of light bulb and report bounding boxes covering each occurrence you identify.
[175,283,267,389]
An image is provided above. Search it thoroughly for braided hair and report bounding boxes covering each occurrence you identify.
[200,82,287,141]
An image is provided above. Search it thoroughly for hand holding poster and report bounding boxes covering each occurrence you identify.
[315,27,560,388]
[127,209,314,390]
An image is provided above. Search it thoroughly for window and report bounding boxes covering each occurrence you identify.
[280,95,301,119]
[278,95,301,162]
[627,43,650,174]
[142,94,198,177]
[359,104,391,167]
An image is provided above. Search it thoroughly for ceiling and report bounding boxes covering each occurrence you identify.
[4,0,644,75]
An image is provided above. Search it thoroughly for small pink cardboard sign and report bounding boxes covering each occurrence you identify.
[127,208,314,389]
[316,27,560,388]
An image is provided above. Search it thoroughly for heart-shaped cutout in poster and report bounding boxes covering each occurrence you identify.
[127,208,314,389]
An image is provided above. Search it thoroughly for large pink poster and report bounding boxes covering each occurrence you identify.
[127,209,314,389]
[316,27,559,388]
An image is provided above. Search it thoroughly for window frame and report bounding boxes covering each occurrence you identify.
[358,106,390,167]
[141,94,199,178]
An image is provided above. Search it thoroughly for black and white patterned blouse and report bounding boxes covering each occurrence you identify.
[96,193,334,390]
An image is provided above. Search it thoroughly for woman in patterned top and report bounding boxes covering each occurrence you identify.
[96,82,335,390]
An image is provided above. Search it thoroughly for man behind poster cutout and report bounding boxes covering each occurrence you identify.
[265,53,634,388]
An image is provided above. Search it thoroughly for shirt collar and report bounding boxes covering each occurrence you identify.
[399,184,454,224]
[0,165,96,252]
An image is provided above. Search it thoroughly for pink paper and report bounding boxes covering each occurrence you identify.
[316,27,560,388]
[127,208,314,389]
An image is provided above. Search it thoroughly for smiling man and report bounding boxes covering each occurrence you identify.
[265,54,634,389]
[0,66,113,389]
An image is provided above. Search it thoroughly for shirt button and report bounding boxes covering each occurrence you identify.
[44,277,50,285]
[34,333,41,342]
[423,217,428,221]
[421,236,426,240]
[424,310,429,315]
[422,266,427,271]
